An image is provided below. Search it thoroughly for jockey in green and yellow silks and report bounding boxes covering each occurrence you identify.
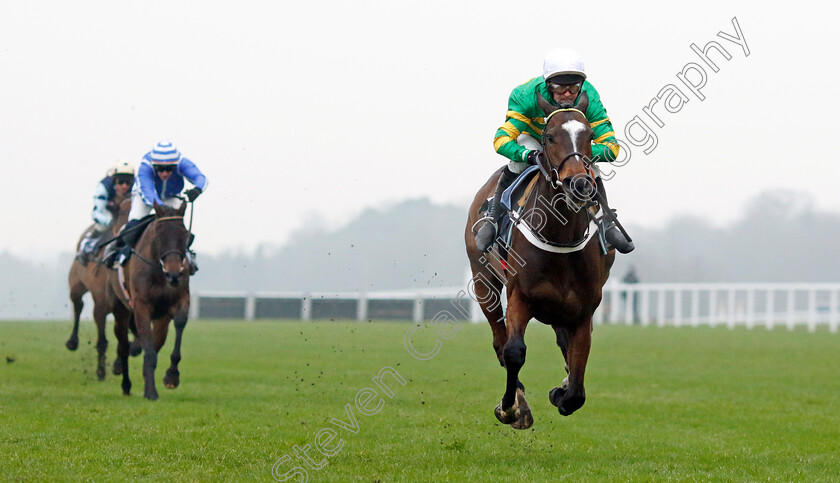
[493,78,619,167]
[474,47,634,254]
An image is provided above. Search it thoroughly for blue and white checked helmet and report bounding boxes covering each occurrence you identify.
[150,141,180,165]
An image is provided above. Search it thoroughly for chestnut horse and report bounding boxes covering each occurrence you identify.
[66,196,133,379]
[465,92,615,429]
[109,202,193,400]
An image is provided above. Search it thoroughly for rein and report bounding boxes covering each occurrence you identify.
[132,214,188,268]
[538,108,596,189]
[536,150,588,190]
[512,107,599,251]
[130,249,158,267]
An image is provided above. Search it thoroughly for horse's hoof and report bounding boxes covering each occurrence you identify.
[549,386,566,408]
[112,359,123,375]
[164,370,179,389]
[494,399,519,425]
[96,367,106,381]
[550,386,585,416]
[66,339,79,351]
[558,394,585,416]
[144,389,159,401]
[510,388,533,430]
[130,343,142,357]
[511,410,534,430]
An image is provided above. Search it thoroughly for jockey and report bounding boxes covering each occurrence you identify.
[75,160,135,265]
[103,141,207,268]
[474,47,634,254]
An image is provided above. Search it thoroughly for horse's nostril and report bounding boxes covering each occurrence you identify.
[574,178,592,195]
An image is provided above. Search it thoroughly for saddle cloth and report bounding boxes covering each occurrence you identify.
[481,165,606,258]
[478,166,541,252]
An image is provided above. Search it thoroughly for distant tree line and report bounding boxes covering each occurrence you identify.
[2,192,837,319]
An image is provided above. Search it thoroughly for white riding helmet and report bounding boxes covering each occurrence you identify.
[542,47,586,81]
[109,159,135,177]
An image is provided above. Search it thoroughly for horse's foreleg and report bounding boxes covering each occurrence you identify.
[494,294,533,429]
[490,316,507,367]
[113,304,132,395]
[164,311,188,389]
[133,305,158,401]
[468,264,506,365]
[152,318,171,353]
[550,319,592,416]
[128,315,142,357]
[93,304,109,381]
[66,281,85,351]
[553,326,570,375]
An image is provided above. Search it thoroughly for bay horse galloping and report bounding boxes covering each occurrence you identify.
[109,202,193,400]
[67,196,131,379]
[465,91,615,429]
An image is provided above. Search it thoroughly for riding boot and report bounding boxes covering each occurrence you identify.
[76,229,103,266]
[185,234,198,274]
[108,219,144,267]
[474,167,519,253]
[100,240,121,268]
[595,177,635,254]
[186,250,199,275]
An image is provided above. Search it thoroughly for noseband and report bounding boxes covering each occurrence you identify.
[538,109,595,191]
[536,150,589,190]
[132,216,187,268]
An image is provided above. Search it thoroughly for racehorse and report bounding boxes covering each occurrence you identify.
[465,91,615,429]
[109,202,193,400]
[66,196,134,379]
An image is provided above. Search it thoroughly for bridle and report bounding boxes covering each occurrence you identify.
[131,215,188,269]
[537,108,596,191]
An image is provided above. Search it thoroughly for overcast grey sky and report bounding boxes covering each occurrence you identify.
[1,1,837,259]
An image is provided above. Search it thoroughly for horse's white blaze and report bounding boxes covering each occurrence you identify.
[561,119,587,154]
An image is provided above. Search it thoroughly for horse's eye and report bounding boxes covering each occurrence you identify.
[544,134,554,143]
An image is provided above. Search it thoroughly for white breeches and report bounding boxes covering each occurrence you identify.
[128,191,183,221]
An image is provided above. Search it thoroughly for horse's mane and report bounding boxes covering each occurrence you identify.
[155,204,182,217]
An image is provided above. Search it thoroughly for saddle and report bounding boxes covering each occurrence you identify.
[77,228,107,266]
[477,166,542,253]
[480,165,610,258]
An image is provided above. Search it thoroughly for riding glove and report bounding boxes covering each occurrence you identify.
[526,150,543,166]
[185,187,202,202]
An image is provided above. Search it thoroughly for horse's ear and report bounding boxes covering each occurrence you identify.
[536,91,556,116]
[153,201,162,216]
[178,201,188,217]
[574,90,589,115]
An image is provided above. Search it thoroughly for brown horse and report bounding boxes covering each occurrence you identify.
[109,202,193,400]
[465,92,615,429]
[66,196,133,379]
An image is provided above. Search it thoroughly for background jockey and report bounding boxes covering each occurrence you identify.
[474,47,634,254]
[103,141,207,268]
[75,160,135,265]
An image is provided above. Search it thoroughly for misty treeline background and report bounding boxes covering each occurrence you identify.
[2,190,837,319]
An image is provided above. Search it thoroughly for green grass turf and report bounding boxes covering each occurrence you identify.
[1,319,839,481]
